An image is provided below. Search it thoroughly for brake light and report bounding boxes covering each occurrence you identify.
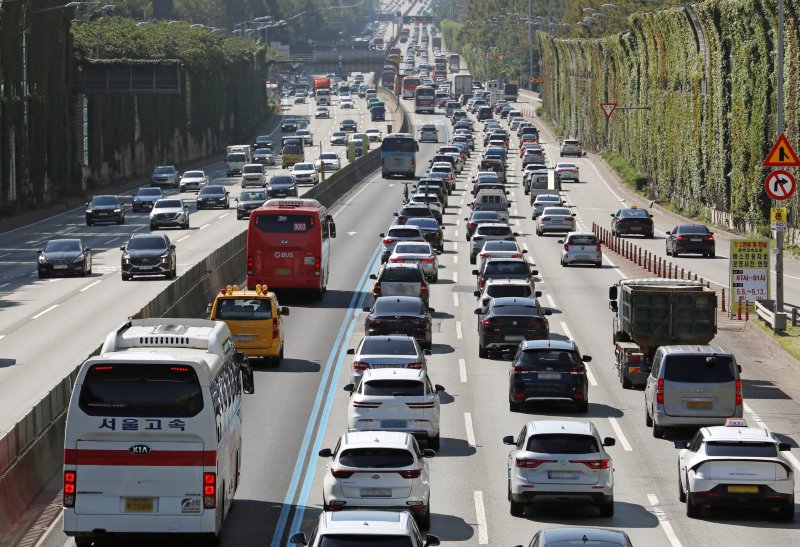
[516,458,555,468]
[676,236,685,241]
[481,319,494,326]
[568,365,586,375]
[272,316,279,339]
[373,284,381,296]
[571,459,609,469]
[246,255,254,275]
[407,362,423,369]
[315,256,321,275]
[505,237,515,241]
[563,243,569,252]
[331,469,354,478]
[420,257,435,263]
[708,236,715,241]
[420,284,429,294]
[656,377,664,405]
[398,215,406,223]
[203,472,216,509]
[353,401,382,408]
[541,217,550,221]
[735,379,743,406]
[63,471,76,508]
[406,402,435,408]
[596,244,602,252]
[399,469,422,478]
[528,321,547,328]
[353,360,369,371]
[512,253,523,258]
[468,222,476,229]
[479,253,489,258]
[390,257,405,263]
[513,365,530,373]
[479,278,487,288]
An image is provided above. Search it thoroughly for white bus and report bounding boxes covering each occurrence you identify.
[63,319,255,546]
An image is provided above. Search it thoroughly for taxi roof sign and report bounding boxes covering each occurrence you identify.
[724,418,748,427]
[763,133,800,167]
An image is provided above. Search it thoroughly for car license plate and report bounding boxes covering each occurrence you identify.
[630,226,641,231]
[505,335,525,342]
[361,488,392,497]
[628,366,641,374]
[691,238,702,242]
[548,471,578,480]
[381,420,406,428]
[538,372,561,380]
[54,265,68,270]
[686,400,712,409]
[234,335,256,342]
[125,497,154,512]
[728,485,758,494]
[275,267,293,276]
[138,265,155,270]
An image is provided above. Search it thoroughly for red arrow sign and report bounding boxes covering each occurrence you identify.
[600,102,617,118]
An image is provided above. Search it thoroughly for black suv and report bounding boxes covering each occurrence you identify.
[85,195,124,226]
[508,339,592,413]
[475,297,550,358]
[196,185,230,210]
[473,258,537,290]
[120,233,177,281]
[611,207,654,238]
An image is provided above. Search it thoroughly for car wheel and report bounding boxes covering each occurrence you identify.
[478,344,489,359]
[774,498,795,521]
[678,470,686,502]
[38,271,47,279]
[428,434,440,451]
[416,505,431,530]
[666,245,672,256]
[509,497,524,517]
[469,255,476,265]
[509,399,521,412]
[685,487,701,518]
[168,265,177,279]
[81,264,88,277]
[645,407,653,427]
[237,214,242,220]
[122,273,132,281]
[707,252,715,258]
[150,223,157,231]
[652,423,665,438]
[599,498,614,518]
[86,220,93,226]
[673,249,680,258]
[621,375,633,389]
[536,228,542,236]
[576,400,589,413]
[595,261,603,268]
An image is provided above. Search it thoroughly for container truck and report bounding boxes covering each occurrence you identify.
[503,83,518,101]
[454,74,473,98]
[608,278,717,388]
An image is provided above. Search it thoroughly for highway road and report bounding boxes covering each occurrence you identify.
[10,6,800,547]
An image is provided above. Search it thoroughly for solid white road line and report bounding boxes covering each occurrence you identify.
[79,280,102,293]
[456,321,463,339]
[560,321,598,386]
[473,491,489,545]
[459,358,467,382]
[103,238,120,244]
[464,412,476,447]
[607,417,633,451]
[0,253,9,259]
[453,293,459,308]
[218,213,229,219]
[647,494,683,547]
[546,294,556,309]
[32,304,59,319]
[178,235,191,242]
[199,223,210,230]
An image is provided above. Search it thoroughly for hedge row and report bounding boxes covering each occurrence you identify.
[539,0,800,235]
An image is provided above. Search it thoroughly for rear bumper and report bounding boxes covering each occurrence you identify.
[64,511,215,535]
[563,252,602,265]
[688,484,793,509]
[349,423,438,438]
[654,405,743,427]
[674,243,715,254]
[511,489,612,504]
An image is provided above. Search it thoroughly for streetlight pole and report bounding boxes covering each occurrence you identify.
[528,0,534,85]
[775,0,785,313]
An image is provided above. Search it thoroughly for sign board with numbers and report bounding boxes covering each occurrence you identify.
[729,239,770,314]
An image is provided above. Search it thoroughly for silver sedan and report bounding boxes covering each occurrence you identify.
[388,241,440,282]
[536,206,576,236]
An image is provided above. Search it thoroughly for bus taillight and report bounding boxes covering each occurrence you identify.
[315,256,321,276]
[203,472,217,509]
[63,471,76,507]
[246,255,254,275]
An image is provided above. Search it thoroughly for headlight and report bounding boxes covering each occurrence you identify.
[85,208,92,214]
[38,255,48,264]
[114,208,121,213]
[134,198,141,202]
[160,253,170,262]
[73,255,84,263]
[122,255,130,264]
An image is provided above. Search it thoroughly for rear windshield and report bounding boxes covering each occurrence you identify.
[215,298,273,320]
[394,244,430,254]
[483,241,517,251]
[360,338,417,355]
[388,228,422,238]
[477,226,511,236]
[338,448,414,469]
[663,355,736,383]
[472,212,500,220]
[568,235,598,246]
[79,363,203,418]
[363,380,425,397]
[676,225,711,235]
[380,267,423,282]
[543,208,571,216]
[401,207,432,217]
[519,349,581,370]
[619,208,649,218]
[406,218,439,230]
[243,166,263,173]
[527,434,599,454]
[492,304,537,316]
[479,195,506,204]
[485,262,528,276]
[704,442,777,458]
[487,285,531,298]
[374,299,421,315]
[254,213,314,233]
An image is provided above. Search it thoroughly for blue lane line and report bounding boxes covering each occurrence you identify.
[287,248,381,537]
[269,243,380,547]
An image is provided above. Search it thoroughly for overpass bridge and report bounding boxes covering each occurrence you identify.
[268,50,386,76]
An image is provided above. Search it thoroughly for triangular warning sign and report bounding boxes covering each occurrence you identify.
[600,102,617,118]
[764,133,800,167]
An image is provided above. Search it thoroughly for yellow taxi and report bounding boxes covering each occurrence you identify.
[208,284,289,365]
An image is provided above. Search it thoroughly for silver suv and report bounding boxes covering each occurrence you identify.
[380,226,426,263]
[469,223,518,264]
[560,138,583,157]
[645,346,743,438]
[150,165,178,188]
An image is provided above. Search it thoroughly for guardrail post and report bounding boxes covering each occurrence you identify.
[680,267,684,279]
[722,288,726,312]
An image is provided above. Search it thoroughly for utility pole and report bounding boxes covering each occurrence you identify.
[528,0,534,85]
[776,0,785,312]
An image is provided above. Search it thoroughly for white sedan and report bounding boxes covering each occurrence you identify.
[676,419,795,520]
[477,240,527,271]
[340,97,355,109]
[315,152,342,172]
[388,241,440,282]
[314,106,330,118]
[365,128,383,142]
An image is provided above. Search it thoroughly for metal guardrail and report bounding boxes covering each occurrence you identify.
[755,300,788,331]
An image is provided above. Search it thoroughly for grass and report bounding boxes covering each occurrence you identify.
[751,316,800,362]
[599,151,649,194]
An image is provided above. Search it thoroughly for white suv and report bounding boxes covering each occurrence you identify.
[560,138,583,157]
[318,431,435,529]
[241,163,265,188]
[503,420,616,518]
[675,419,795,520]
[289,511,440,546]
[346,368,444,449]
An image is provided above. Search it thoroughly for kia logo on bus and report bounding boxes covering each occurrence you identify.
[129,444,152,455]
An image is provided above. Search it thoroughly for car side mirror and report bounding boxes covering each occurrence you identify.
[119,246,126,251]
[170,244,176,249]
[428,307,436,313]
[557,239,564,244]
[673,440,690,450]
[289,532,308,545]
[369,274,377,280]
[649,214,654,218]
[393,212,399,216]
[424,536,441,547]
[422,348,432,356]
[435,384,445,392]
[531,269,539,276]
[779,442,792,451]
[603,437,616,447]
[738,364,742,373]
[343,384,354,392]
[502,435,515,445]
[206,303,213,316]
[583,355,592,363]
[665,231,671,235]
[85,247,92,252]
[610,213,615,217]
[422,448,436,458]
[318,448,332,458]
[513,232,520,237]
[609,301,618,313]
[473,290,480,297]
[280,306,290,316]
[379,233,385,238]
[544,309,552,316]
[240,363,255,394]
[608,286,618,300]
[472,269,479,275]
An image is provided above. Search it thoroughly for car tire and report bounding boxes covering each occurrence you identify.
[645,408,653,427]
[416,505,431,530]
[478,344,488,359]
[595,261,603,268]
[509,399,521,412]
[652,423,665,439]
[673,249,680,258]
[678,470,686,502]
[428,434,440,451]
[75,539,93,547]
[707,252,715,258]
[469,255,476,265]
[122,273,131,281]
[38,271,47,279]
[685,488,701,518]
[86,220,93,227]
[81,265,88,277]
[509,497,524,517]
[237,214,242,220]
[599,498,614,518]
[621,375,633,389]
[576,400,589,413]
[774,498,795,521]
[168,265,176,279]
[150,223,157,231]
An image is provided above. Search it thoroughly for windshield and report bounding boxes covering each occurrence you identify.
[127,236,168,251]
[44,240,81,253]
[676,225,711,235]
[519,349,582,370]
[485,262,528,276]
[360,337,417,355]
[137,188,161,197]
[154,200,182,209]
[568,235,598,246]
[243,166,262,173]
[183,171,203,178]
[215,297,273,320]
[200,187,225,196]
[363,380,425,397]
[319,537,413,547]
[382,137,416,152]
[269,176,295,187]
[663,355,735,383]
[483,241,517,251]
[527,434,599,454]
[154,166,174,174]
[620,209,649,218]
[394,243,431,255]
[90,196,117,206]
[79,363,203,418]
[704,441,777,458]
[374,299,422,315]
[293,163,314,171]
[240,191,266,201]
[338,448,414,469]
[320,153,338,160]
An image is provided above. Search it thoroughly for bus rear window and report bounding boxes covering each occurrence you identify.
[254,214,314,233]
[79,364,203,417]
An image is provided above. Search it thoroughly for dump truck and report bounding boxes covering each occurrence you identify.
[608,278,717,388]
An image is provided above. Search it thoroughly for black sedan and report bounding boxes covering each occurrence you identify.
[132,187,162,212]
[120,233,176,281]
[85,195,124,226]
[267,175,298,198]
[363,296,434,349]
[666,224,715,257]
[340,119,358,132]
[37,239,91,278]
[196,185,230,210]
[281,120,298,132]
[405,217,445,252]
[611,207,654,238]
[236,189,267,220]
[475,297,551,359]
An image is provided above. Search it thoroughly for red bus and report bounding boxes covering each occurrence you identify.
[402,77,421,100]
[394,73,406,97]
[246,199,336,296]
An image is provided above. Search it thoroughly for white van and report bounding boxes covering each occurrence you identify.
[63,319,255,546]
[472,189,510,223]
[226,152,248,176]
